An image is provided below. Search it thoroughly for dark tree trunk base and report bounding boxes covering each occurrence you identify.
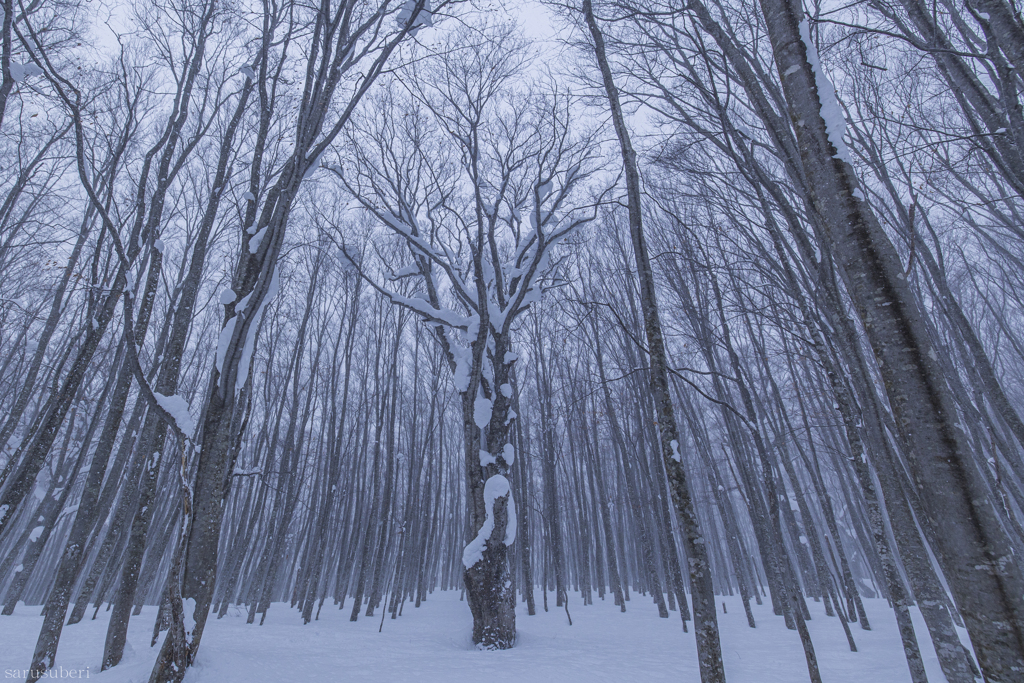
[464,555,515,649]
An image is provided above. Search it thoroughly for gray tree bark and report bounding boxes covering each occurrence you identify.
[758,0,1024,678]
[581,2,724,679]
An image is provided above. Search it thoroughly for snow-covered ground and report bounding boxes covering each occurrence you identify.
[0,592,967,682]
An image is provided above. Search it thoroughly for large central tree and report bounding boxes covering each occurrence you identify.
[336,22,599,648]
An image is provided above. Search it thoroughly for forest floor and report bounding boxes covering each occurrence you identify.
[0,590,968,682]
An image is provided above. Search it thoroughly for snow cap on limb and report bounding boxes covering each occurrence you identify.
[462,475,514,568]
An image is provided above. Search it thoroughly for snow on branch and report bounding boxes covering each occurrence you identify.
[387,289,476,330]
[153,393,196,438]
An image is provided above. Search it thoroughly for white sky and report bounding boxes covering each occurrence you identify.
[85,1,564,59]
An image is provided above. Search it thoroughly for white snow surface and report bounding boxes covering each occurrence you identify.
[153,392,195,437]
[389,264,420,280]
[10,62,44,82]
[0,593,969,682]
[396,0,432,29]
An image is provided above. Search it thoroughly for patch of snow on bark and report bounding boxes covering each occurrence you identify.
[303,150,325,180]
[451,346,471,393]
[236,266,280,393]
[248,226,268,253]
[235,291,254,313]
[798,19,851,164]
[462,475,512,568]
[474,393,492,428]
[183,597,197,645]
[215,316,238,375]
[504,487,517,545]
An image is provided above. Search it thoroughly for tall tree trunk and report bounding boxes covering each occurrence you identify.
[581,3,724,679]
[758,1,1024,677]
[461,333,517,649]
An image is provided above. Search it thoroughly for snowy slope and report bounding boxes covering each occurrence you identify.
[0,592,965,682]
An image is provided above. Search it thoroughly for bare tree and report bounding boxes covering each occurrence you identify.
[577,2,725,679]
[337,21,599,646]
[757,0,1024,678]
